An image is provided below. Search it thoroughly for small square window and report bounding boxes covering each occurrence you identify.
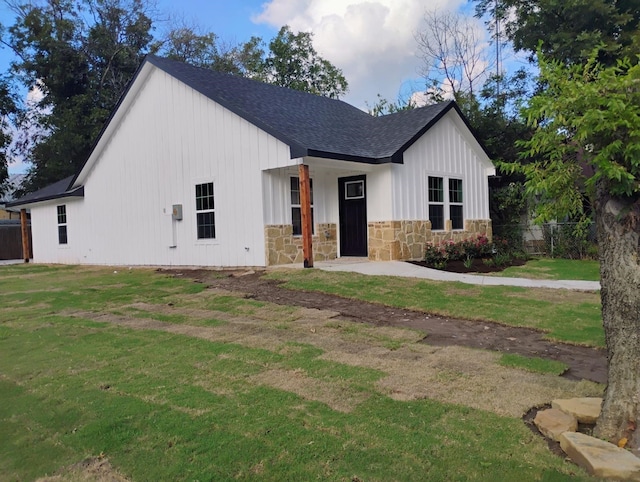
[345,180,364,199]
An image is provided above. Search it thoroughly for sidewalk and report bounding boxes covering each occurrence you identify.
[0,259,24,266]
[314,259,601,291]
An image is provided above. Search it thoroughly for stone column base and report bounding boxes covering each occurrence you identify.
[265,223,337,266]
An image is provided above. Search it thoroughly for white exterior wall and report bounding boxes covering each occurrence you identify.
[391,110,494,221]
[262,160,392,228]
[31,66,291,266]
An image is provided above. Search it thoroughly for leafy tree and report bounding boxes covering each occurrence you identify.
[264,26,348,99]
[6,0,154,191]
[0,75,16,196]
[365,93,416,117]
[474,0,640,65]
[153,25,266,79]
[512,51,640,449]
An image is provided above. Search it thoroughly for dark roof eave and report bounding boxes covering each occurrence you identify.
[6,186,84,208]
[306,149,398,165]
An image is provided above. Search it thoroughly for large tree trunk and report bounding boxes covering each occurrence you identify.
[593,183,640,454]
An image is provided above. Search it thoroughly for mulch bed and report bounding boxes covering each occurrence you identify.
[408,257,528,274]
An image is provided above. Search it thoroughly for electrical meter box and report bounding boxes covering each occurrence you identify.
[172,204,183,221]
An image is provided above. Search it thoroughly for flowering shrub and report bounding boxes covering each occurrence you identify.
[423,235,493,268]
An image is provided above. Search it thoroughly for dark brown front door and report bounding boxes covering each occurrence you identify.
[338,175,367,256]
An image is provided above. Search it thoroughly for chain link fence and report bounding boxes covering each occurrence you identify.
[493,221,597,259]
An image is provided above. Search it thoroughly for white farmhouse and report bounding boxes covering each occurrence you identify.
[8,55,495,267]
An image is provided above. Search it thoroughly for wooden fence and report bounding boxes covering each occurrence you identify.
[0,221,32,260]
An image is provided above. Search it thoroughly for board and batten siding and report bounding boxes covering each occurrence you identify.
[32,66,291,266]
[262,160,393,227]
[391,110,494,221]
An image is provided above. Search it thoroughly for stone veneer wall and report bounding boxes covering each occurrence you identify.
[265,223,337,266]
[368,219,492,261]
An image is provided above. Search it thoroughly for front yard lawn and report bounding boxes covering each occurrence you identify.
[490,258,600,281]
[0,265,600,481]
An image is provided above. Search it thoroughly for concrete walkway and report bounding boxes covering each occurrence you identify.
[0,259,24,266]
[313,259,601,291]
[1,257,600,291]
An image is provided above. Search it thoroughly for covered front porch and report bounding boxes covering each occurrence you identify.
[261,157,492,267]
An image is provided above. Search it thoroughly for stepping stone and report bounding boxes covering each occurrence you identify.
[552,397,602,424]
[560,431,640,481]
[534,408,577,441]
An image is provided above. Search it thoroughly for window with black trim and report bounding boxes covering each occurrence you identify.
[428,176,444,230]
[449,178,464,230]
[291,176,314,236]
[57,205,68,244]
[195,182,215,239]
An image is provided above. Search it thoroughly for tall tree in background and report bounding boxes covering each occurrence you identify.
[5,8,348,192]
[264,26,347,99]
[0,74,16,195]
[153,24,266,79]
[6,0,154,191]
[415,9,492,102]
[474,0,640,66]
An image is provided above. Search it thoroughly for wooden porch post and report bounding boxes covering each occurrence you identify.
[20,208,30,263]
[298,163,313,268]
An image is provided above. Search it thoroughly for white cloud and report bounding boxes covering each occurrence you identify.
[253,0,472,109]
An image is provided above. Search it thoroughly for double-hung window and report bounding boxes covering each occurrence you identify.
[428,176,444,230]
[57,205,68,244]
[195,182,215,239]
[291,176,314,235]
[449,178,464,230]
[428,176,464,230]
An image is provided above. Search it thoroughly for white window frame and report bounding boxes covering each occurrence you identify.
[57,205,68,245]
[195,182,215,240]
[426,174,464,231]
[448,178,464,230]
[290,176,314,236]
[344,180,365,199]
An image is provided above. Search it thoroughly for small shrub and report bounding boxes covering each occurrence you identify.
[423,235,494,269]
[463,255,473,269]
[494,253,512,267]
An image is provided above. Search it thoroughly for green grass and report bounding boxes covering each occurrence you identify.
[0,264,594,481]
[266,269,604,347]
[499,354,569,375]
[494,258,600,281]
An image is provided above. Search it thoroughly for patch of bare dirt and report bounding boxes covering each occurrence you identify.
[36,457,129,482]
[164,269,607,385]
[71,301,602,417]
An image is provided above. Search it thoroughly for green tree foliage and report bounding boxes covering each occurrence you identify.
[365,94,416,117]
[264,26,348,99]
[0,75,17,195]
[511,51,640,447]
[7,0,154,191]
[153,27,266,79]
[475,0,640,65]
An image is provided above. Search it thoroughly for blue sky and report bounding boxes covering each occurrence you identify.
[2,0,500,174]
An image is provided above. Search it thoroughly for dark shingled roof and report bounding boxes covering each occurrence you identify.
[146,55,457,163]
[10,55,480,207]
[6,175,83,208]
